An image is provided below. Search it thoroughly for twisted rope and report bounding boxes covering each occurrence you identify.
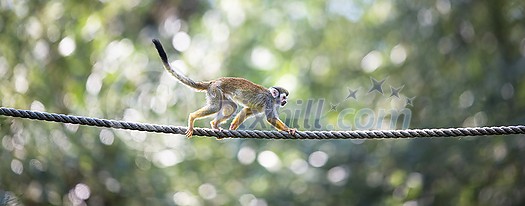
[1,107,524,139]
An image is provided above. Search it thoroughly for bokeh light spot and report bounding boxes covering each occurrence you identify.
[153,149,184,168]
[251,47,276,70]
[327,166,349,185]
[361,51,383,73]
[257,150,281,172]
[198,183,217,200]
[289,159,309,175]
[11,159,23,175]
[308,151,328,168]
[238,146,256,165]
[173,191,199,206]
[172,32,191,52]
[390,44,407,65]
[459,90,474,108]
[74,183,91,200]
[99,129,114,145]
[58,36,76,56]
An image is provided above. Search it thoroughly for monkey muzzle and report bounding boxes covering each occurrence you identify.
[280,100,287,107]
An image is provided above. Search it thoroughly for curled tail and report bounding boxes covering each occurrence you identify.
[152,39,209,90]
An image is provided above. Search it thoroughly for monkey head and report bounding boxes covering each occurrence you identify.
[269,86,289,107]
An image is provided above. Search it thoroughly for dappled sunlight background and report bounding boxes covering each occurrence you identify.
[1,0,525,205]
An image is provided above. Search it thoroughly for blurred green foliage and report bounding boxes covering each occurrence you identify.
[1,0,525,205]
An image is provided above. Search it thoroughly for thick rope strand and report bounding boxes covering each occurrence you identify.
[1,107,524,139]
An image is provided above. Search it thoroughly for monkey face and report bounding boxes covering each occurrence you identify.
[270,87,289,107]
[279,93,288,107]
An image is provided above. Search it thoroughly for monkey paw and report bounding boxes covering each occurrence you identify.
[210,124,223,131]
[229,123,238,130]
[186,128,194,138]
[287,128,297,135]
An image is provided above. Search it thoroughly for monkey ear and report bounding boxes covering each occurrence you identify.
[269,87,279,98]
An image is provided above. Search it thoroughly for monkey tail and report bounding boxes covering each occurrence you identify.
[152,39,209,91]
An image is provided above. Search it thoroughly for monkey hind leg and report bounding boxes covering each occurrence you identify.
[187,85,223,137]
[187,104,221,137]
[210,98,237,130]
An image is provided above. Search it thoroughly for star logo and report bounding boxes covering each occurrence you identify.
[346,88,358,100]
[390,85,404,98]
[406,96,415,106]
[329,102,339,112]
[368,77,386,94]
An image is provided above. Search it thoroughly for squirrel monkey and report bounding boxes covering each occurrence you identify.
[152,39,297,137]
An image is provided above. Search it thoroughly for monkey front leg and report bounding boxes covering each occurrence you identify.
[266,117,297,135]
[229,108,255,130]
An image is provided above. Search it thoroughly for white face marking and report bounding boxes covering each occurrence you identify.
[279,93,288,107]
